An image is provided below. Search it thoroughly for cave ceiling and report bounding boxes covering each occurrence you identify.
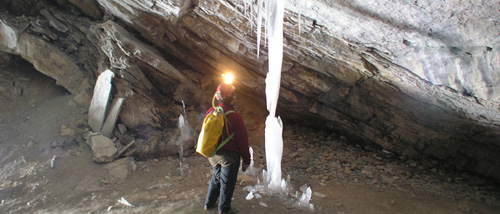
[0,0,499,180]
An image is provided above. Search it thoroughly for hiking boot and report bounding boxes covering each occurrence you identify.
[204,205,215,211]
[218,208,238,214]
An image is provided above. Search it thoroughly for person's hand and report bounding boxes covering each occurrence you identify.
[242,163,249,172]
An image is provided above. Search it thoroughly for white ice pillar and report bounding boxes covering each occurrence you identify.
[264,0,285,193]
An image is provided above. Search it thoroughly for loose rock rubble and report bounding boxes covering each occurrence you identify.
[250,124,500,206]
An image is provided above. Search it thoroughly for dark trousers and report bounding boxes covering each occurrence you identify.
[205,150,241,212]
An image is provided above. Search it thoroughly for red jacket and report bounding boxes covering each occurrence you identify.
[205,103,250,165]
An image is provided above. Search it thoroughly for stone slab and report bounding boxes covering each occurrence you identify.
[88,69,114,132]
[101,97,125,137]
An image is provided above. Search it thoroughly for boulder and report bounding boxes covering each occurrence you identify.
[60,125,74,136]
[87,134,118,163]
[104,157,136,181]
[117,124,127,135]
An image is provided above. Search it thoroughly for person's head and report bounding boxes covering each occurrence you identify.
[215,83,235,106]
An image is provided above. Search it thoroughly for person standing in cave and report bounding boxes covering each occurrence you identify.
[203,83,250,214]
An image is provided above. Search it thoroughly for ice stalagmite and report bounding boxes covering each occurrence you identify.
[178,112,191,175]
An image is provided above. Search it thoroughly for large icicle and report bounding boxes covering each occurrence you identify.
[264,0,285,193]
[256,0,264,58]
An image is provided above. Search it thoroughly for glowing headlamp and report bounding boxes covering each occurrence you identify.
[222,73,234,84]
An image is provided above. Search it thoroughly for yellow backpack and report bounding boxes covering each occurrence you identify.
[196,106,234,157]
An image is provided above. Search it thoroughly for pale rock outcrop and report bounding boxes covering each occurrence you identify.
[0,20,90,94]
[287,0,500,101]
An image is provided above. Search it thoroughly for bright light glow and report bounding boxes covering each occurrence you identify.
[222,73,234,84]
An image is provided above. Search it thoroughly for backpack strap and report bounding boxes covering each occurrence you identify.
[210,132,235,156]
[222,110,234,131]
[212,106,234,116]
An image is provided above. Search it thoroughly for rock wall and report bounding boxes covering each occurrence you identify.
[0,0,499,180]
[286,0,500,102]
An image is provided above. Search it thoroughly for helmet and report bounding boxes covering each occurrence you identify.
[215,83,235,101]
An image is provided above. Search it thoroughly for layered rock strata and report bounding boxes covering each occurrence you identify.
[0,0,499,180]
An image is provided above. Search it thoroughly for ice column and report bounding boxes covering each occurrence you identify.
[178,112,191,176]
[178,101,191,164]
[264,0,285,193]
[178,114,189,156]
[245,147,257,176]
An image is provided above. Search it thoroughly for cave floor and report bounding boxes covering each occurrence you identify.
[1,63,499,214]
